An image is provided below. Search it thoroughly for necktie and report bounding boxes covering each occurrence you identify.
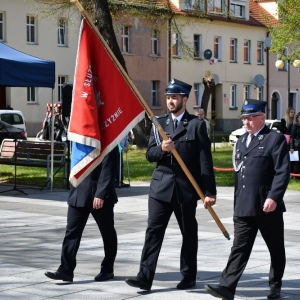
[248,134,255,147]
[174,118,178,131]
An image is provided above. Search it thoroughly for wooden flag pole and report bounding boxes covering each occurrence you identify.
[70,0,230,240]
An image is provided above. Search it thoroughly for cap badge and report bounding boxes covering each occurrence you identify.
[244,100,248,105]
[171,79,175,84]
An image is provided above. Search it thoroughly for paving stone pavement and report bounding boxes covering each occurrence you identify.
[0,182,299,299]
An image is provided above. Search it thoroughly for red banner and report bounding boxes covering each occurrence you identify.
[68,18,144,187]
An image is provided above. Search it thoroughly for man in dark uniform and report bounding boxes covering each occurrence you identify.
[125,79,217,291]
[45,146,119,282]
[205,99,290,300]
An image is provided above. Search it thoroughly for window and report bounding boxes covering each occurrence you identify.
[151,30,159,55]
[151,81,159,106]
[257,86,264,101]
[244,85,250,100]
[27,15,36,44]
[230,85,237,108]
[121,26,130,53]
[172,33,181,57]
[230,3,245,18]
[244,40,251,63]
[214,37,221,60]
[208,0,226,14]
[230,38,237,62]
[0,12,4,41]
[194,83,203,107]
[194,34,202,58]
[185,0,205,11]
[58,76,68,103]
[27,87,36,103]
[257,41,264,64]
[58,19,67,46]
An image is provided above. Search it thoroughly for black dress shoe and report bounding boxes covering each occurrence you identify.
[177,277,196,289]
[204,284,234,300]
[44,271,73,282]
[125,277,151,291]
[94,271,114,281]
[267,287,281,299]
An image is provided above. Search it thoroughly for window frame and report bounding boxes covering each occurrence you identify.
[230,38,237,62]
[194,83,203,107]
[194,34,202,59]
[121,26,130,53]
[58,76,68,103]
[26,15,37,44]
[0,11,5,42]
[214,36,222,60]
[257,86,264,101]
[58,19,67,46]
[172,32,182,58]
[151,81,159,107]
[257,41,264,65]
[244,39,251,64]
[230,3,245,18]
[243,85,250,100]
[151,29,159,55]
[27,87,36,103]
[230,84,237,108]
[207,0,226,14]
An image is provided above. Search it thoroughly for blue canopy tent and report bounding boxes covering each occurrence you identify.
[0,42,56,190]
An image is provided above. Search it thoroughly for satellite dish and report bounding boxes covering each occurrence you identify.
[265,37,272,48]
[253,74,265,88]
[204,49,212,60]
[213,74,219,85]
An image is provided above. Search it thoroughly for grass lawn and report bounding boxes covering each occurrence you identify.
[0,144,299,191]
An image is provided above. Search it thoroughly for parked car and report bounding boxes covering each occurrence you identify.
[0,110,27,137]
[229,119,281,145]
[0,120,27,145]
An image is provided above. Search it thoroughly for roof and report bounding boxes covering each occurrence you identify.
[112,0,278,27]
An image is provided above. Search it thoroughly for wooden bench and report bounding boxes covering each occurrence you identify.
[0,139,68,188]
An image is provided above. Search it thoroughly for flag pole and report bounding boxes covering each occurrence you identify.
[70,0,230,240]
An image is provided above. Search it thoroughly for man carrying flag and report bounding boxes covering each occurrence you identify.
[45,16,144,283]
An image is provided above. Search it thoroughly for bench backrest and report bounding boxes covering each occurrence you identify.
[0,139,67,162]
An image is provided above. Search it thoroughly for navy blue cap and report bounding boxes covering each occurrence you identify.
[241,99,266,116]
[165,78,192,97]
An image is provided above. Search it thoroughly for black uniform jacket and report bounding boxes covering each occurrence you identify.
[68,146,119,207]
[233,125,290,217]
[146,111,216,203]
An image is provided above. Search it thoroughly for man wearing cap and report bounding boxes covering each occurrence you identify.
[205,99,290,300]
[125,79,217,291]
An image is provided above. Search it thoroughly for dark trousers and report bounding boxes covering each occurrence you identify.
[220,213,285,293]
[137,195,198,285]
[57,203,117,277]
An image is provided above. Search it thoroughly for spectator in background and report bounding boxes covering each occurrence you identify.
[53,103,65,142]
[281,107,295,134]
[194,107,210,136]
[42,103,52,141]
[115,135,130,188]
[290,112,300,176]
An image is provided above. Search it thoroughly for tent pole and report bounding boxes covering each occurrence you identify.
[50,88,54,191]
